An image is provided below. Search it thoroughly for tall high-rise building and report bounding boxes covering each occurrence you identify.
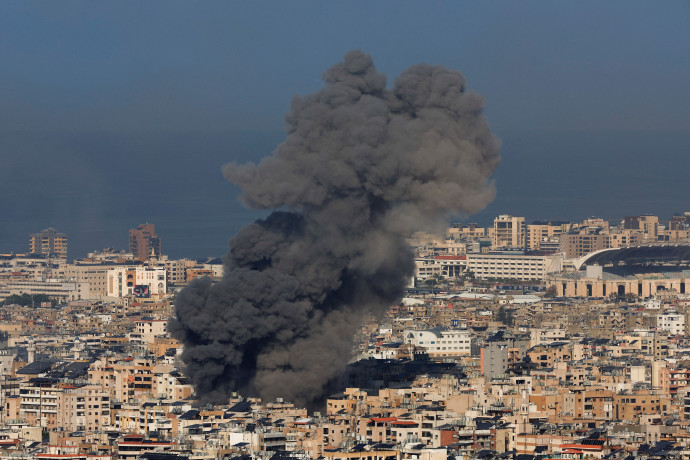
[129,223,161,261]
[492,215,526,249]
[29,227,68,258]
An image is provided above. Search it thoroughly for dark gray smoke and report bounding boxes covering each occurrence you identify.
[169,50,500,406]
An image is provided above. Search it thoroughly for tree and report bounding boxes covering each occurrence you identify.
[533,312,545,328]
[497,305,506,323]
[497,305,514,326]
[622,292,638,303]
[433,273,444,287]
[544,285,558,298]
[607,292,638,304]
[2,293,53,307]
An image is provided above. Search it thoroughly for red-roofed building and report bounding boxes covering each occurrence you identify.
[361,417,398,443]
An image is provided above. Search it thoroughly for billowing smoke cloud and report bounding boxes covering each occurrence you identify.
[169,50,500,406]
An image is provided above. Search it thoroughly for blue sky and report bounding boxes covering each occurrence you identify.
[1,1,689,258]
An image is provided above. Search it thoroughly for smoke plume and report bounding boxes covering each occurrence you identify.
[169,50,500,406]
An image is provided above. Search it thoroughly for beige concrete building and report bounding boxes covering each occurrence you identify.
[550,270,690,298]
[163,257,195,285]
[65,264,110,299]
[107,266,166,298]
[492,215,526,249]
[448,223,488,240]
[59,385,111,432]
[526,221,573,251]
[414,256,466,281]
[550,244,690,297]
[29,228,67,259]
[19,384,61,428]
[130,319,168,349]
[466,252,562,281]
[560,233,609,259]
[624,215,660,241]
[88,358,159,402]
[607,230,644,249]
[403,328,472,357]
[0,279,91,302]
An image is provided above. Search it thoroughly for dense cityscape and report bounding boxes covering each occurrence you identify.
[2,2,688,460]
[2,213,690,459]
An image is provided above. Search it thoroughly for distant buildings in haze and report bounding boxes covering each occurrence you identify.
[129,223,161,261]
[29,227,67,259]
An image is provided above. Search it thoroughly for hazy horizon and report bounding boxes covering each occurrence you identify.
[2,2,688,259]
[2,128,689,260]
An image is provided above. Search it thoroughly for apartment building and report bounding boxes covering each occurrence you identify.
[569,389,614,420]
[560,233,609,259]
[492,215,526,249]
[58,385,111,432]
[129,224,161,261]
[29,228,67,259]
[135,320,167,343]
[19,383,61,428]
[606,230,644,249]
[624,215,660,241]
[526,221,572,251]
[152,373,193,401]
[163,258,195,286]
[130,319,168,350]
[613,390,670,421]
[656,312,685,335]
[448,223,487,240]
[88,358,157,402]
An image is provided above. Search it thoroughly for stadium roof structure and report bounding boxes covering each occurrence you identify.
[575,245,690,270]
